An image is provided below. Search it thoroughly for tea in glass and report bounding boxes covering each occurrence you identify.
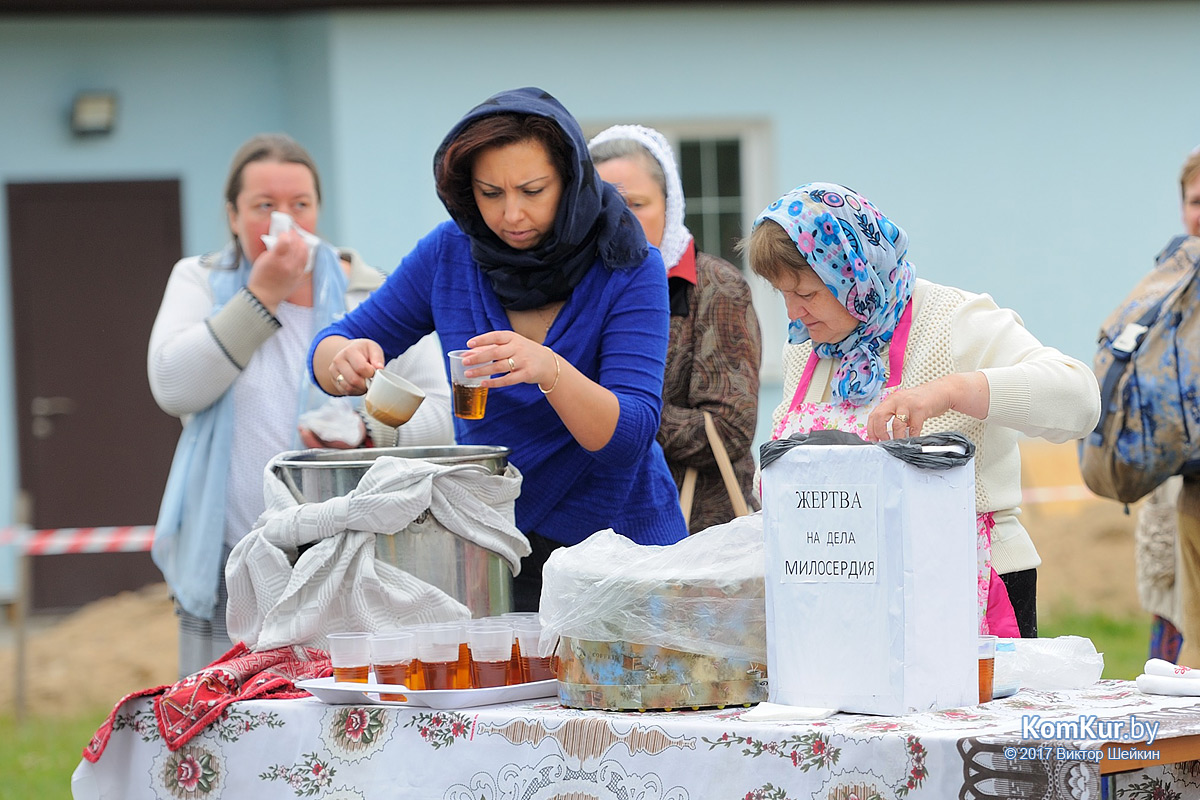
[448,349,493,420]
[452,383,488,420]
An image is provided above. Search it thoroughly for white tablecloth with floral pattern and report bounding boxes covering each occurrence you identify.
[72,679,1200,800]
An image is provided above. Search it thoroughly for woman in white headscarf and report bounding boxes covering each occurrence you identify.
[590,126,762,533]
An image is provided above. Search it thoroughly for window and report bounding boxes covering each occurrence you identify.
[585,119,784,384]
[678,138,744,266]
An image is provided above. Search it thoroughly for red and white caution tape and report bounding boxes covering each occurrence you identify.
[0,526,155,555]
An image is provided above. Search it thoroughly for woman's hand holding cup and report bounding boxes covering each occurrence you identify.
[327,338,386,395]
[465,331,558,390]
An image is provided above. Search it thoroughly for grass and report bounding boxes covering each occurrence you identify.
[0,611,1153,796]
[0,707,108,799]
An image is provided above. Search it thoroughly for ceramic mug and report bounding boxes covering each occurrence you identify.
[363,370,425,427]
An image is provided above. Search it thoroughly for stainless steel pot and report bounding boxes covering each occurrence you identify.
[273,446,514,617]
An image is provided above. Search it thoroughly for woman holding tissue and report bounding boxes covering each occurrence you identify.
[309,88,688,611]
[148,133,452,676]
[747,182,1100,638]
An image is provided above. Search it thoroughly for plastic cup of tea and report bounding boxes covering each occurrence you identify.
[370,632,415,701]
[468,624,514,688]
[327,632,372,684]
[496,614,534,674]
[513,621,556,683]
[363,369,425,427]
[403,624,431,690]
[417,623,469,690]
[447,350,495,420]
[978,635,997,703]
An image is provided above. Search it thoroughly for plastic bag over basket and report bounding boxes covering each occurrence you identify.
[539,516,768,710]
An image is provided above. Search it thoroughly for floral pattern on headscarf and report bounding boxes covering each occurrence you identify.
[754,182,915,405]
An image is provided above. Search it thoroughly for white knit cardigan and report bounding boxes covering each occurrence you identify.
[769,279,1101,575]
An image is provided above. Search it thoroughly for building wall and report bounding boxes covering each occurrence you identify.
[0,2,1197,528]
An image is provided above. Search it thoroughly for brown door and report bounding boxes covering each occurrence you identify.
[7,180,183,611]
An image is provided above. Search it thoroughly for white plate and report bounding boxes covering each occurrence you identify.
[296,676,558,709]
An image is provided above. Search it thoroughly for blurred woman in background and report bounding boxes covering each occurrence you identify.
[149,133,451,676]
[589,125,760,533]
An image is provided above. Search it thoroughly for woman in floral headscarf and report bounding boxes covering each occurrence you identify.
[745,182,1100,637]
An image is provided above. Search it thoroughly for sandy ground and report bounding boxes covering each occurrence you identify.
[0,439,1145,720]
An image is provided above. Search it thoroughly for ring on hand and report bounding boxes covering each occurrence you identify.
[335,374,346,385]
[508,357,517,372]
[895,413,909,423]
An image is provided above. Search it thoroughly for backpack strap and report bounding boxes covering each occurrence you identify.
[1089,303,1161,446]
[1089,236,1199,448]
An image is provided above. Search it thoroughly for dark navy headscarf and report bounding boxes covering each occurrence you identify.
[434,87,648,310]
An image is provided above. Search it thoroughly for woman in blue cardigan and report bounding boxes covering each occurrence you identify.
[309,87,688,610]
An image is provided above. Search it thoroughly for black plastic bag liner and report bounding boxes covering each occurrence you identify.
[759,430,975,472]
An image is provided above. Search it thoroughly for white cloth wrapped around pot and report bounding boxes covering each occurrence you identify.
[226,455,528,651]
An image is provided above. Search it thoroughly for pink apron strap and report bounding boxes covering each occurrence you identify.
[884,301,913,389]
[785,300,914,414]
[785,351,822,415]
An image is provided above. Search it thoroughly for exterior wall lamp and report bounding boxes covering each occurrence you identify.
[70,92,117,136]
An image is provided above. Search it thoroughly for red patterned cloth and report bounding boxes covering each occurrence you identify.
[83,642,331,762]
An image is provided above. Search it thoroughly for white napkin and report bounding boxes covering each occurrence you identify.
[739,702,838,721]
[1144,658,1200,679]
[298,399,364,447]
[1135,658,1200,696]
[1136,674,1200,696]
[260,211,322,273]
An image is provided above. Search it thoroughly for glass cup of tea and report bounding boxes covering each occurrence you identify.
[327,632,372,684]
[447,350,495,420]
[370,632,415,701]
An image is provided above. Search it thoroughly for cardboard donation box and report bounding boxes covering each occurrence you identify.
[760,431,977,715]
